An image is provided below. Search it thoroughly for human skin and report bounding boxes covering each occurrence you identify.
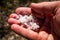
[8,1,60,40]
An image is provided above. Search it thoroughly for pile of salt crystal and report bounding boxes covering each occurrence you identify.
[17,14,40,30]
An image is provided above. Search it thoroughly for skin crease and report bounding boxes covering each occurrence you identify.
[8,1,60,40]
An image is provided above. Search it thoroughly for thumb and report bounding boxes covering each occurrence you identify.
[30,1,57,9]
[30,1,58,14]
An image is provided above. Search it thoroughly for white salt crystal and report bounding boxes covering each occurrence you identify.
[18,14,40,30]
[29,22,33,25]
[31,23,39,30]
[24,15,28,19]
[27,15,33,21]
[19,16,28,23]
[16,16,19,19]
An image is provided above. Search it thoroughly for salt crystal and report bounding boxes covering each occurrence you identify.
[24,15,28,19]
[17,14,40,30]
[19,16,27,23]
[27,15,33,21]
[30,22,39,30]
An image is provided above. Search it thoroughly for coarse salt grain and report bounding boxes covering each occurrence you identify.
[17,14,40,30]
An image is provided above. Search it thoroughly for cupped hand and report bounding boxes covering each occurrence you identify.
[8,1,60,40]
[8,7,50,40]
[30,1,60,39]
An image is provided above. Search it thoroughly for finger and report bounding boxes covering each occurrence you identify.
[53,2,60,37]
[55,13,60,24]
[9,13,18,19]
[47,34,54,40]
[30,1,58,14]
[8,18,20,24]
[15,7,31,15]
[53,15,60,37]
[30,2,57,9]
[11,24,38,40]
[55,8,60,24]
[38,31,49,40]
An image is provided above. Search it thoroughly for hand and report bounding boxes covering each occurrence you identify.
[30,1,60,39]
[8,1,60,40]
[30,1,60,40]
